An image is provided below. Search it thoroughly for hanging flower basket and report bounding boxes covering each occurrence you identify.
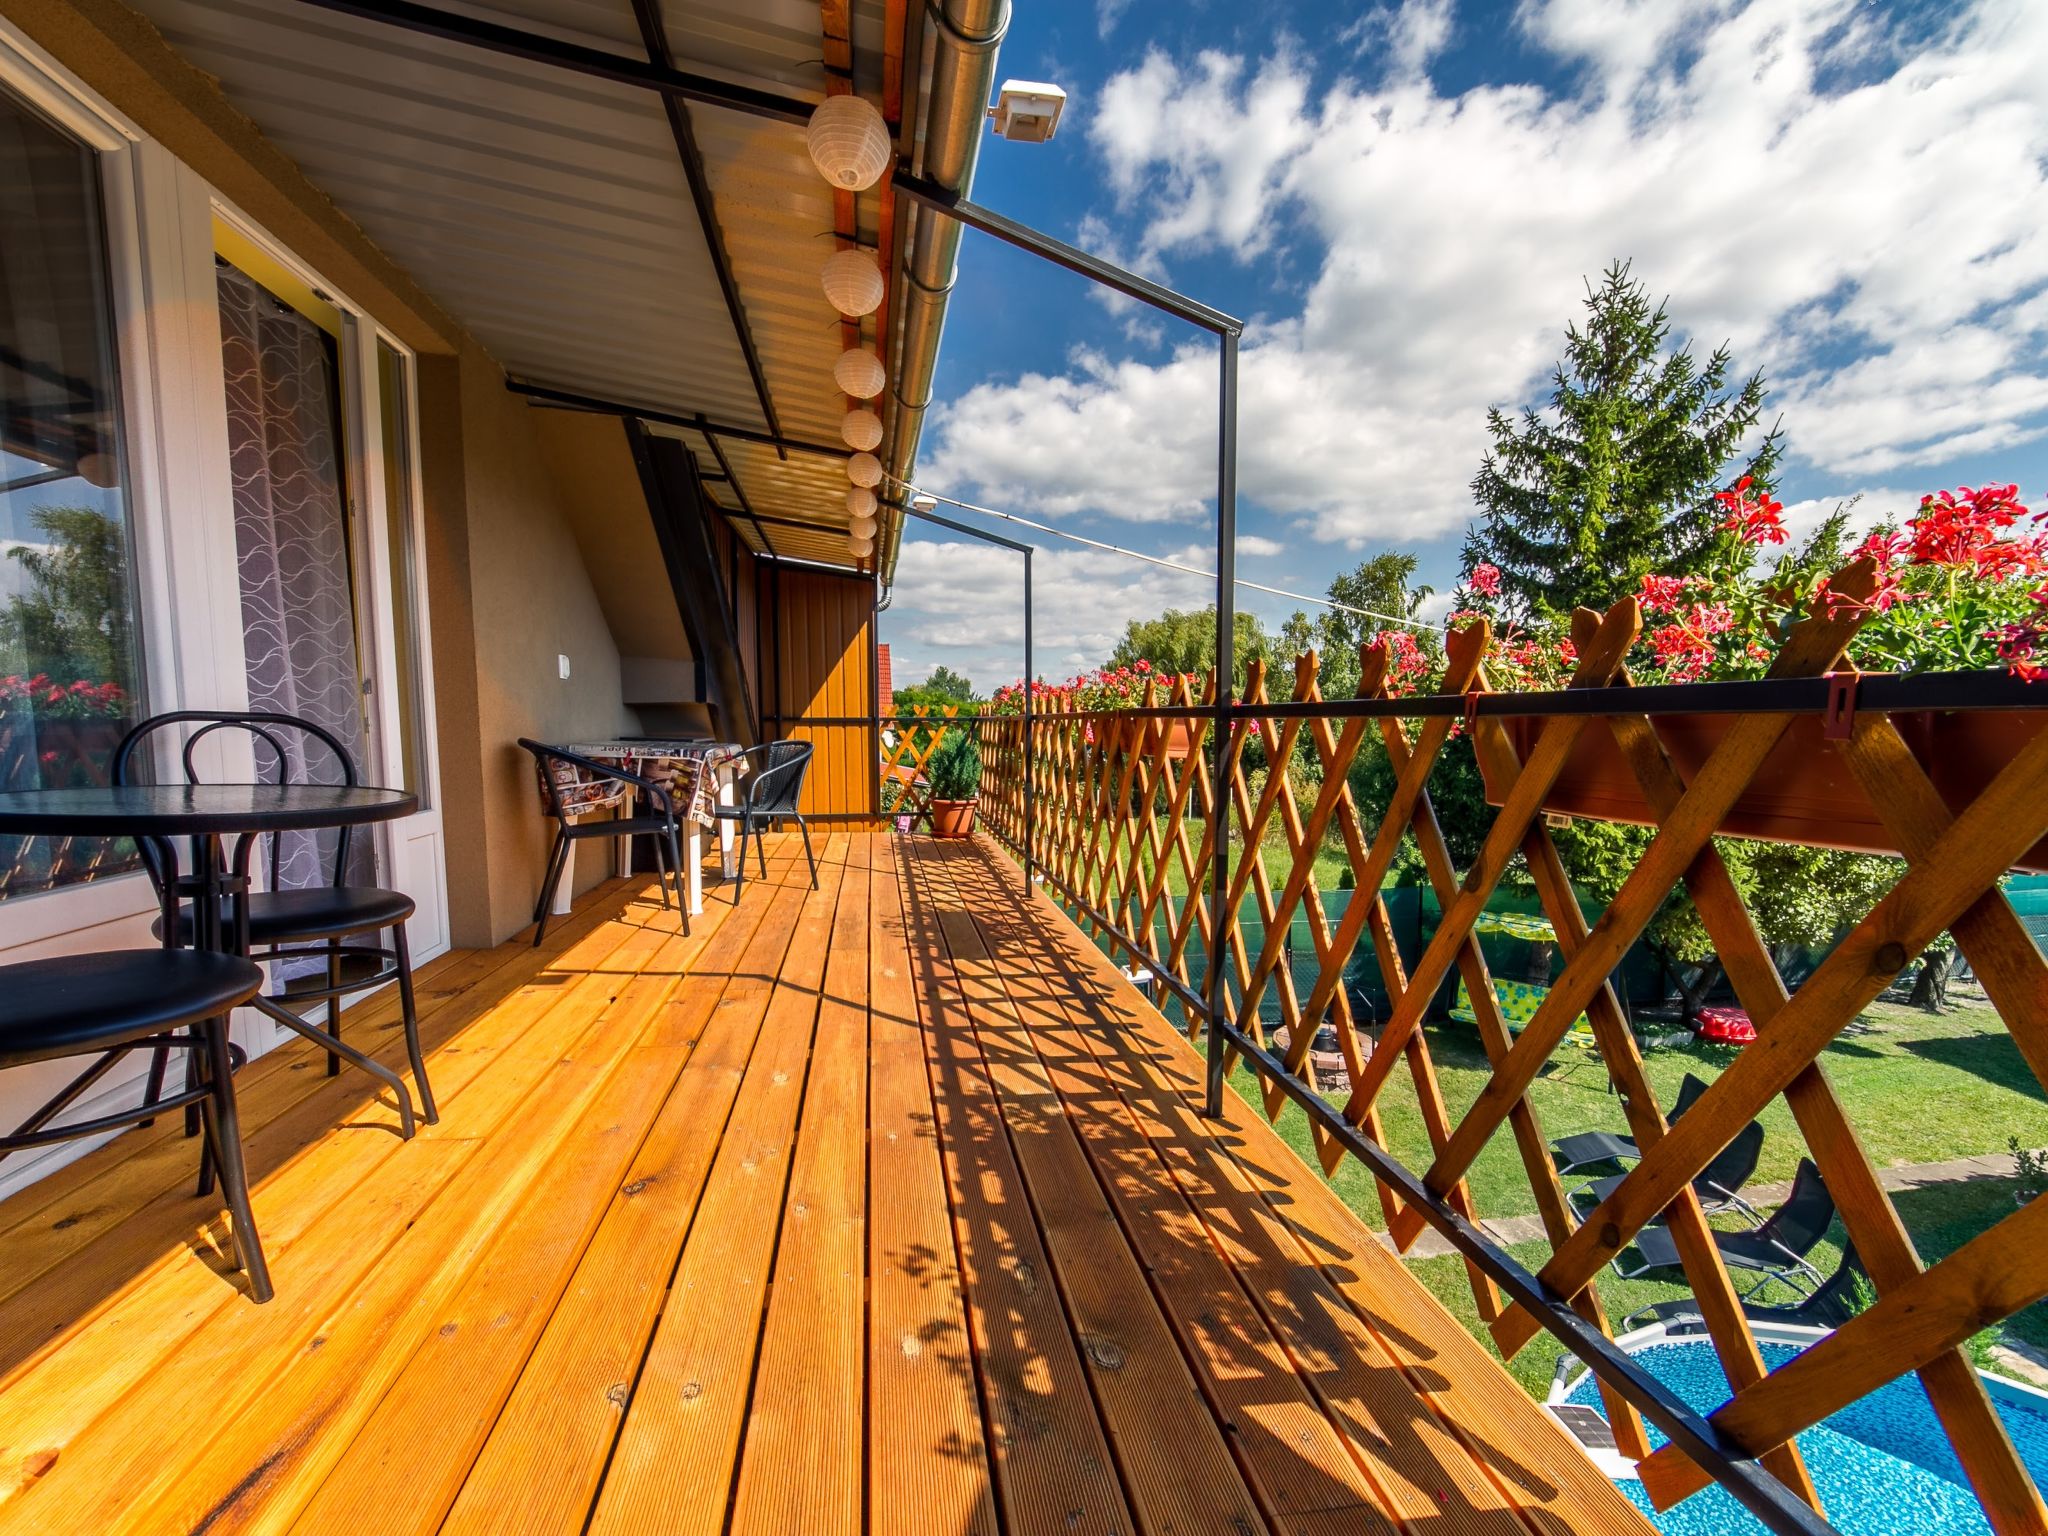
[1483,693,2048,871]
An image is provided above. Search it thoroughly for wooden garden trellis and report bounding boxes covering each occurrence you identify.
[971,559,2048,1535]
[877,705,962,824]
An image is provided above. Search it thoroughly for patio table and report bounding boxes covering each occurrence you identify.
[0,782,419,1123]
[560,740,746,915]
[0,784,417,949]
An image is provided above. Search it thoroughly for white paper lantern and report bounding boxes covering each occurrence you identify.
[849,513,879,538]
[806,95,891,191]
[841,407,883,452]
[820,249,885,317]
[848,532,876,558]
[833,345,886,400]
[846,450,883,487]
[846,486,877,519]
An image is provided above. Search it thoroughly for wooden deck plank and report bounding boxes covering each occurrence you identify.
[438,848,810,1536]
[280,880,764,1535]
[0,885,634,1334]
[728,834,872,1536]
[904,837,1269,1536]
[943,841,1541,1536]
[928,841,1400,1535]
[582,839,848,1536]
[974,846,1652,1536]
[0,893,697,1536]
[865,831,999,1536]
[0,836,1662,1536]
[0,886,662,1517]
[900,839,1135,1536]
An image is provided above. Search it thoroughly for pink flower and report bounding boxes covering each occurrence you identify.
[1715,476,1787,546]
[1638,573,1688,613]
[1471,562,1502,597]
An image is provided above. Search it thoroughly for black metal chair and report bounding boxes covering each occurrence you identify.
[1620,1158,1836,1297]
[519,740,686,947]
[1551,1071,1711,1175]
[713,741,817,905]
[116,712,436,1136]
[1571,1116,1767,1226]
[1622,1242,1867,1333]
[0,949,273,1300]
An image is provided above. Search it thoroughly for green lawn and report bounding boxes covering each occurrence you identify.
[1227,983,2048,1396]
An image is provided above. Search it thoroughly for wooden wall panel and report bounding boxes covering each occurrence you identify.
[766,569,875,818]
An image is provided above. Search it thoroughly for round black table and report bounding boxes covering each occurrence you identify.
[0,784,417,951]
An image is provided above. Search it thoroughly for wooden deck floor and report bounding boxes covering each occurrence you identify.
[0,832,1651,1536]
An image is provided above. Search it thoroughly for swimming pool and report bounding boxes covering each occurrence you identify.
[1556,1329,2048,1535]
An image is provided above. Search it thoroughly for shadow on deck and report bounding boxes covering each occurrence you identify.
[0,831,1649,1536]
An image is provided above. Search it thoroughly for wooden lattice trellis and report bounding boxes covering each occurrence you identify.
[972,561,2048,1533]
[878,706,961,824]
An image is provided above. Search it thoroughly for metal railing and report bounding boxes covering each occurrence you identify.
[917,589,2048,1536]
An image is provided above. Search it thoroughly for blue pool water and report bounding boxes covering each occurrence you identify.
[1564,1339,2048,1535]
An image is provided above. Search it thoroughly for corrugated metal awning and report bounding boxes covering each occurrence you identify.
[132,0,909,576]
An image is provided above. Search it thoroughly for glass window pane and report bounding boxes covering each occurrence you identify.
[377,338,427,804]
[0,88,145,899]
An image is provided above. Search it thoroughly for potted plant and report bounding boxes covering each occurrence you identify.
[1468,481,2048,868]
[924,728,982,839]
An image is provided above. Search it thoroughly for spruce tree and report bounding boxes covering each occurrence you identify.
[1463,261,1781,616]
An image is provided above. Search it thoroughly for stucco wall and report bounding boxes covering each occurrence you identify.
[449,346,636,941]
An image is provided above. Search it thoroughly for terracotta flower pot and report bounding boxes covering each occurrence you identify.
[1482,697,2048,871]
[929,798,978,839]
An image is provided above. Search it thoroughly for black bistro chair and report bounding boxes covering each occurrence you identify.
[519,740,687,947]
[116,711,436,1133]
[713,741,817,905]
[0,949,273,1299]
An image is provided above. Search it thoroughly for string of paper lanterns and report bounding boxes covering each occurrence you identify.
[807,93,897,565]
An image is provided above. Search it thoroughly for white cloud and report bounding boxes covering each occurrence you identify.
[1237,534,1285,557]
[1342,0,1457,80]
[1089,49,1315,261]
[1774,485,1916,549]
[886,538,1211,687]
[923,0,2048,549]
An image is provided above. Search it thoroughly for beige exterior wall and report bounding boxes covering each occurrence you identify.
[7,0,643,946]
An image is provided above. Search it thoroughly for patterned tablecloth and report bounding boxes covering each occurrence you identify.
[553,740,746,828]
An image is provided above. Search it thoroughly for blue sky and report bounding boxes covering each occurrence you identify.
[880,0,2048,692]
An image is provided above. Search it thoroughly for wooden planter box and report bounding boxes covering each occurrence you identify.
[1483,694,2048,871]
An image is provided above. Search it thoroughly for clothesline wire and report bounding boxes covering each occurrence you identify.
[890,480,1434,633]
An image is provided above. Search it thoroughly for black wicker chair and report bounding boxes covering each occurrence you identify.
[0,949,272,1299]
[713,741,816,905]
[519,740,687,946]
[117,712,436,1138]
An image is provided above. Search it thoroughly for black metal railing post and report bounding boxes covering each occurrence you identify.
[1204,329,1238,1118]
[1023,545,1035,895]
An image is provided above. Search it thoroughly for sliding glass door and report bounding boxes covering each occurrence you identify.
[212,220,447,956]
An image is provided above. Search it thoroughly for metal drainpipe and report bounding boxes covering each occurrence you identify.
[878,0,1009,599]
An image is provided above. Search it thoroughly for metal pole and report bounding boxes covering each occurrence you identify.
[1023,546,1035,895]
[1205,330,1238,1118]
